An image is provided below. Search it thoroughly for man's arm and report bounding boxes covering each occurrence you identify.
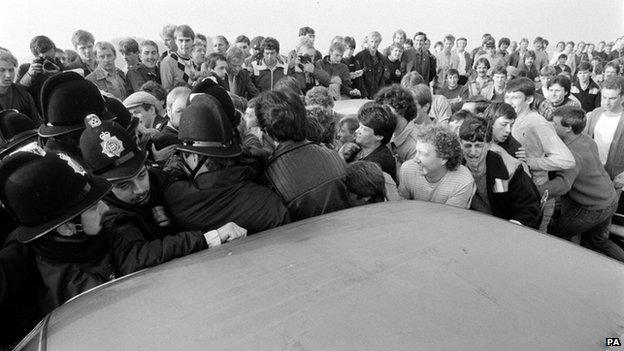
[159,57,177,91]
[445,178,475,208]
[525,124,576,171]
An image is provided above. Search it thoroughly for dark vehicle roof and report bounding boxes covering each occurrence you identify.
[19,201,624,350]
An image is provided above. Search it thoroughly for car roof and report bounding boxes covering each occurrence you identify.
[30,201,624,350]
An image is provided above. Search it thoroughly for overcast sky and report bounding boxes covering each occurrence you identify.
[3,0,623,63]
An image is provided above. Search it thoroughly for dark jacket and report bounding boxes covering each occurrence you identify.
[227,69,259,99]
[0,239,45,348]
[354,49,387,98]
[585,107,624,180]
[126,63,161,92]
[0,84,40,123]
[32,214,208,311]
[411,49,437,83]
[571,79,601,113]
[164,165,290,233]
[474,150,541,228]
[264,140,350,221]
[152,124,179,150]
[315,57,352,95]
[498,134,522,158]
[341,56,365,97]
[348,144,397,183]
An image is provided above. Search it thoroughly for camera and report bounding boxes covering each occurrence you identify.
[33,57,60,73]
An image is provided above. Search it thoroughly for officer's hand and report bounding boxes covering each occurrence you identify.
[217,222,247,242]
[151,144,176,162]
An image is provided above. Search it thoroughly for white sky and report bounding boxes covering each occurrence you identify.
[3,0,623,63]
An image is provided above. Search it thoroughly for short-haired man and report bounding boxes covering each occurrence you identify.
[411,32,437,83]
[151,86,191,151]
[160,24,196,91]
[298,26,322,61]
[585,76,624,185]
[85,41,131,100]
[1,51,39,122]
[436,68,463,110]
[65,29,96,75]
[398,124,474,208]
[538,74,582,121]
[164,94,290,233]
[571,61,601,112]
[126,40,161,92]
[354,31,387,98]
[235,35,251,58]
[118,38,140,71]
[505,77,576,231]
[532,37,550,72]
[543,106,624,262]
[517,50,539,81]
[159,24,178,61]
[491,66,508,102]
[288,42,331,94]
[224,46,259,99]
[255,90,350,220]
[459,116,541,228]
[315,42,358,98]
[434,34,460,89]
[375,85,419,167]
[509,38,530,68]
[203,52,229,90]
[603,61,620,81]
[250,37,289,92]
[454,37,472,85]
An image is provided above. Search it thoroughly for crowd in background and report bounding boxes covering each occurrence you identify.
[1,24,624,349]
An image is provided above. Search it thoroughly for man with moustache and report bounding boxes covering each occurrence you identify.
[126,40,161,92]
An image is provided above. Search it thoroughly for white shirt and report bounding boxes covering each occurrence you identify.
[457,51,466,76]
[594,112,621,164]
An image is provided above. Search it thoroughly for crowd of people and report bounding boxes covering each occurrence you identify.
[1,24,624,348]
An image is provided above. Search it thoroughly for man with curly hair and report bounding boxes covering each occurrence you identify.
[398,124,475,208]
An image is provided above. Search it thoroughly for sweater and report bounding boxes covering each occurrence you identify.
[398,161,474,208]
[539,134,617,210]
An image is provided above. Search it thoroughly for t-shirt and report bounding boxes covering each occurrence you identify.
[398,161,475,208]
[594,112,621,164]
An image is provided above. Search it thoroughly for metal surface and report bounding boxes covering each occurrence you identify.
[332,99,372,116]
[32,201,624,350]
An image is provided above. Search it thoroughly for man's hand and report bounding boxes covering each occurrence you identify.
[338,142,361,160]
[515,147,527,162]
[217,222,247,242]
[28,60,43,76]
[349,89,361,97]
[330,76,342,85]
[614,171,624,189]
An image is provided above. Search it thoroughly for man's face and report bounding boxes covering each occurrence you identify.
[56,51,68,66]
[236,42,249,54]
[443,39,453,53]
[79,200,109,235]
[587,44,595,52]
[344,46,355,58]
[394,34,406,45]
[500,43,509,52]
[519,41,528,50]
[121,51,139,67]
[504,91,530,113]
[447,74,459,89]
[227,57,243,76]
[213,39,227,54]
[176,36,193,56]
[213,59,228,79]
[76,42,94,61]
[355,123,381,148]
[456,39,467,51]
[565,43,574,53]
[191,46,206,64]
[244,107,258,129]
[601,88,623,113]
[305,33,316,45]
[140,45,159,68]
[557,57,566,66]
[129,105,156,128]
[548,83,566,104]
[96,48,116,71]
[414,141,446,176]
[329,50,344,64]
[525,56,535,66]
[168,96,187,128]
[368,36,381,52]
[577,42,586,52]
[597,42,605,51]
[533,41,542,50]
[539,73,553,88]
[0,61,16,88]
[161,34,177,51]
[550,115,569,139]
[389,47,402,61]
[337,123,355,143]
[485,47,495,56]
[263,49,278,66]
[577,69,590,84]
[493,73,506,88]
[461,140,488,171]
[604,66,618,79]
[111,166,151,206]
[424,39,431,51]
[413,35,425,51]
[491,116,514,143]
[476,63,488,77]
